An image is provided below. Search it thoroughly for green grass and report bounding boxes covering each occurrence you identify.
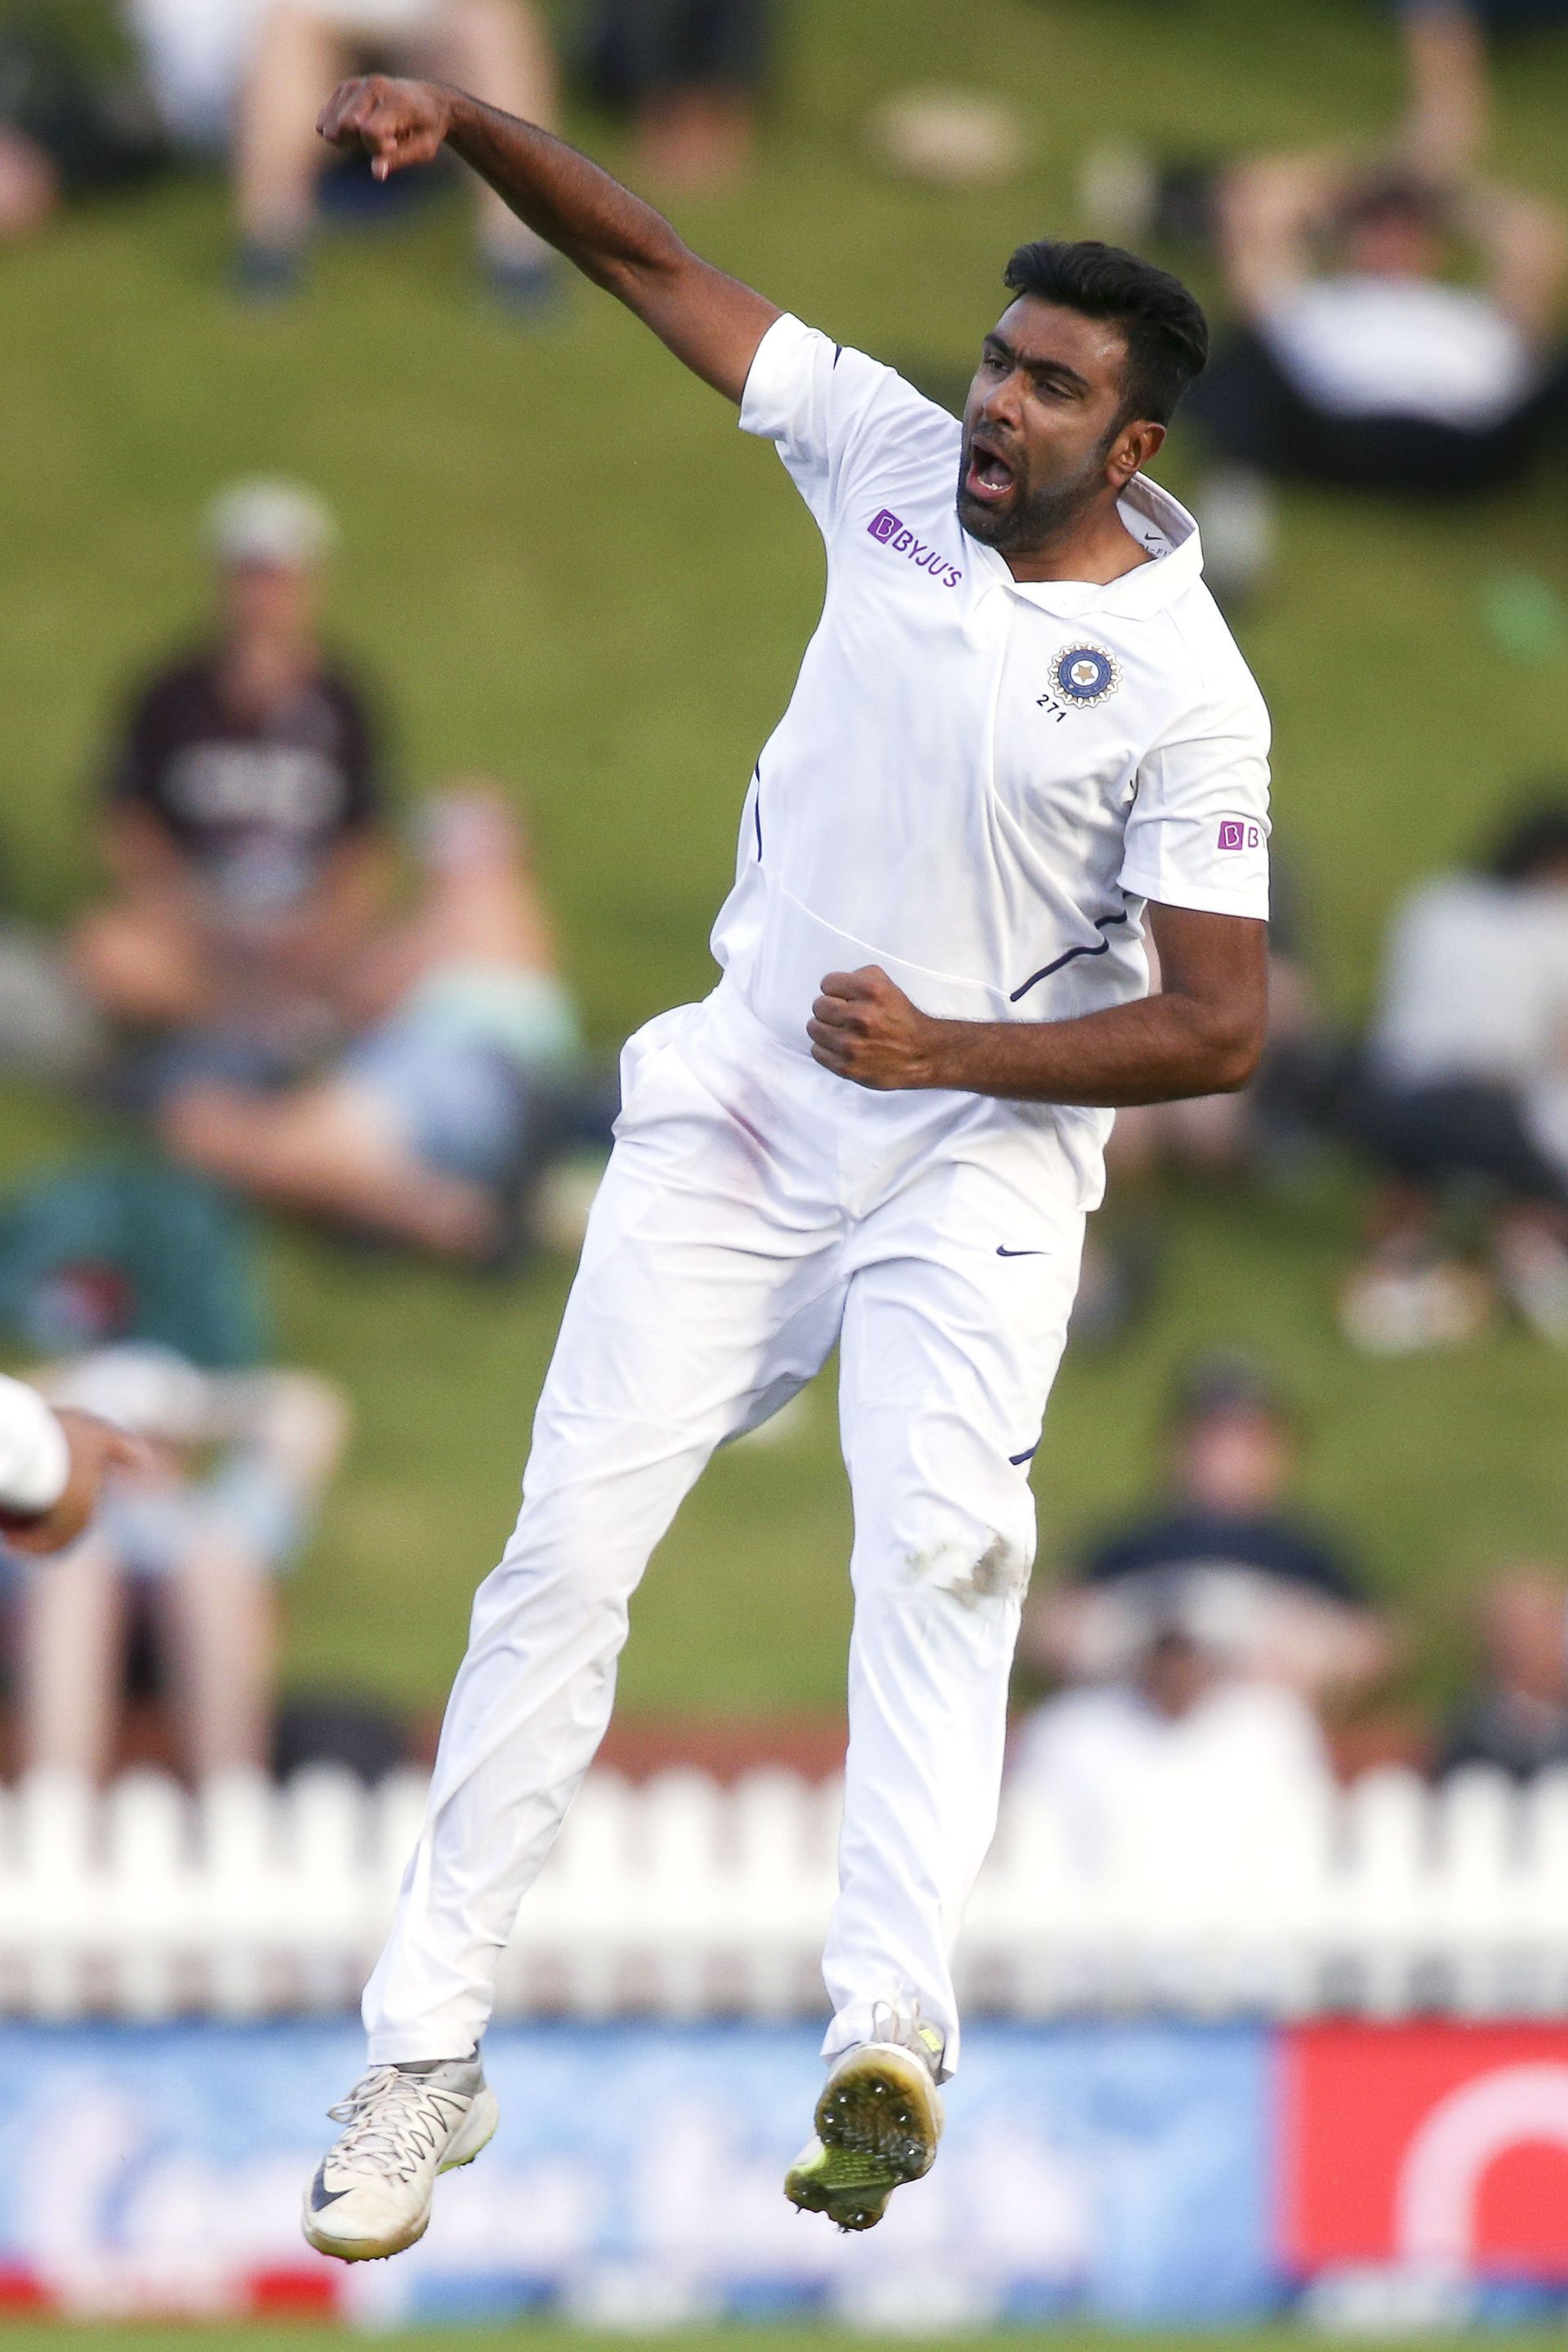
[3,0,1568,1722]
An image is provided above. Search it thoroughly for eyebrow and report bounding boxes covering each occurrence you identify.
[982,332,1093,397]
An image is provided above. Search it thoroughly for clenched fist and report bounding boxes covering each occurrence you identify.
[318,76,453,180]
[807,967,950,1091]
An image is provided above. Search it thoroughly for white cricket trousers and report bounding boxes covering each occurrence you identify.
[363,985,1087,2077]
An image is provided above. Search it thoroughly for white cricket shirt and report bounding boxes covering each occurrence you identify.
[715,314,1271,1075]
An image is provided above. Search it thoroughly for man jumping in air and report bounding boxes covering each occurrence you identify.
[303,73,1271,2254]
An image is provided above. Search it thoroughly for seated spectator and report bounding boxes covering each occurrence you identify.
[1010,1625,1334,1892]
[1192,156,1567,510]
[233,0,559,306]
[1437,1565,1568,1779]
[162,785,593,1261]
[1341,800,1568,1352]
[71,481,392,1110]
[585,0,774,188]
[7,1343,349,1782]
[1022,1354,1392,1708]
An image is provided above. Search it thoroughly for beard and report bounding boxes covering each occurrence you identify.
[955,431,1116,555]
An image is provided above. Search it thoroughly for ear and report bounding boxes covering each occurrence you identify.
[1107,418,1165,488]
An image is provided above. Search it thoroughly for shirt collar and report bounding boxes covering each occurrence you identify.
[964,474,1204,621]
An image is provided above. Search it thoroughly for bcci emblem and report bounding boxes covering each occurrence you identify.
[1048,643,1121,710]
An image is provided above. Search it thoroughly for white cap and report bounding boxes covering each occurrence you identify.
[40,1345,216,1445]
[205,479,338,571]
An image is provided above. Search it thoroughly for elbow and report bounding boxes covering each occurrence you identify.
[1197,1008,1267,1095]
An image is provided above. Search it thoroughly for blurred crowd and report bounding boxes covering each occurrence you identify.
[2,0,1568,1810]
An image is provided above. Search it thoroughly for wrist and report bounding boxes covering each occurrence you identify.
[916,1018,968,1090]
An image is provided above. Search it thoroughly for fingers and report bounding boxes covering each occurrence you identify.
[315,78,436,177]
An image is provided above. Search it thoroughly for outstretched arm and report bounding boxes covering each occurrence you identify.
[318,78,778,400]
[806,903,1269,1106]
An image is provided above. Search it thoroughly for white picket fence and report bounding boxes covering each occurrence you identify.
[4,1762,1568,2020]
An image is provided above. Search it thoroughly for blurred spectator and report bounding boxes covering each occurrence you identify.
[1341,800,1568,1353]
[1011,1624,1333,1878]
[0,6,167,245]
[234,0,560,306]
[586,0,773,188]
[1021,1354,1392,1708]
[161,785,593,1262]
[1437,1565,1568,1779]
[71,480,392,1112]
[1193,158,1567,512]
[7,1343,349,1780]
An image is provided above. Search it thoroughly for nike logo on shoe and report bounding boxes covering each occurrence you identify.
[996,1246,1045,1258]
[310,2171,350,2211]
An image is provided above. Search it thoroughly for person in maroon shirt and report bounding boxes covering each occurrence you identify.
[72,481,392,1103]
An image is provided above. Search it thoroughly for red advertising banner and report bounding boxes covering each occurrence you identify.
[1282,2024,1568,2277]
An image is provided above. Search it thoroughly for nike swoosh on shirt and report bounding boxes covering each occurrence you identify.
[996,1246,1046,1258]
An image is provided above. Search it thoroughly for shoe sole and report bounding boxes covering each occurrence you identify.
[784,2044,942,2233]
[301,2085,500,2263]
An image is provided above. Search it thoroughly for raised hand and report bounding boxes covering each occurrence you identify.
[317,76,452,180]
[0,1410,150,1557]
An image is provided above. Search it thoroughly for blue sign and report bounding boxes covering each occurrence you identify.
[0,2020,1276,2326]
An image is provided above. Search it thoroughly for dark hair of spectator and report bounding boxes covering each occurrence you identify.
[1164,1349,1300,1441]
[1486,797,1568,884]
[1339,171,1447,237]
[1001,238,1210,427]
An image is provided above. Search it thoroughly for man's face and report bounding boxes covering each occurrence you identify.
[957,296,1146,553]
[220,558,318,641]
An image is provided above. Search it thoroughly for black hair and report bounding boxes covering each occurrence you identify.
[1002,238,1209,428]
[1486,793,1568,883]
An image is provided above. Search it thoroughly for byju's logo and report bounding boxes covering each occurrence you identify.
[866,510,963,588]
[1217,817,1262,853]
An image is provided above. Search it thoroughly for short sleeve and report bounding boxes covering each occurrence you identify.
[739,311,944,533]
[104,675,168,810]
[327,671,385,832]
[1119,679,1272,920]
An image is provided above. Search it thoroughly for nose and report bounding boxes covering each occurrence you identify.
[978,366,1027,436]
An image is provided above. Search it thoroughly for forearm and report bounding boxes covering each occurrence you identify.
[914,992,1261,1108]
[443,91,687,298]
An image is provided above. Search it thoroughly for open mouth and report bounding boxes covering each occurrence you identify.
[964,434,1016,505]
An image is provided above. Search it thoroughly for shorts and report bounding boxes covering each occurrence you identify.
[342,1018,534,1187]
[590,0,774,102]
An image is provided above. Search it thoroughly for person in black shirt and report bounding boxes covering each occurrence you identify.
[1021,1352,1394,1707]
[72,480,391,1102]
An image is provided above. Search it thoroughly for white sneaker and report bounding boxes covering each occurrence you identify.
[784,2017,945,2232]
[301,2055,499,2261]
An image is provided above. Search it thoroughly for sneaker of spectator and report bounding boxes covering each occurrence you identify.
[4,1343,349,1783]
[1341,797,1568,1352]
[1020,1352,1395,1708]
[70,479,394,1111]
[584,0,774,189]
[161,784,602,1263]
[232,0,560,308]
[1437,1563,1568,1779]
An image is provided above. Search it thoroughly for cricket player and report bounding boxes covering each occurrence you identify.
[0,1374,145,1552]
[303,72,1272,2254]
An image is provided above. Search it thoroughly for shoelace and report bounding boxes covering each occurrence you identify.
[323,2067,471,2186]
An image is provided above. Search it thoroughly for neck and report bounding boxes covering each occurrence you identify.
[1003,494,1151,587]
